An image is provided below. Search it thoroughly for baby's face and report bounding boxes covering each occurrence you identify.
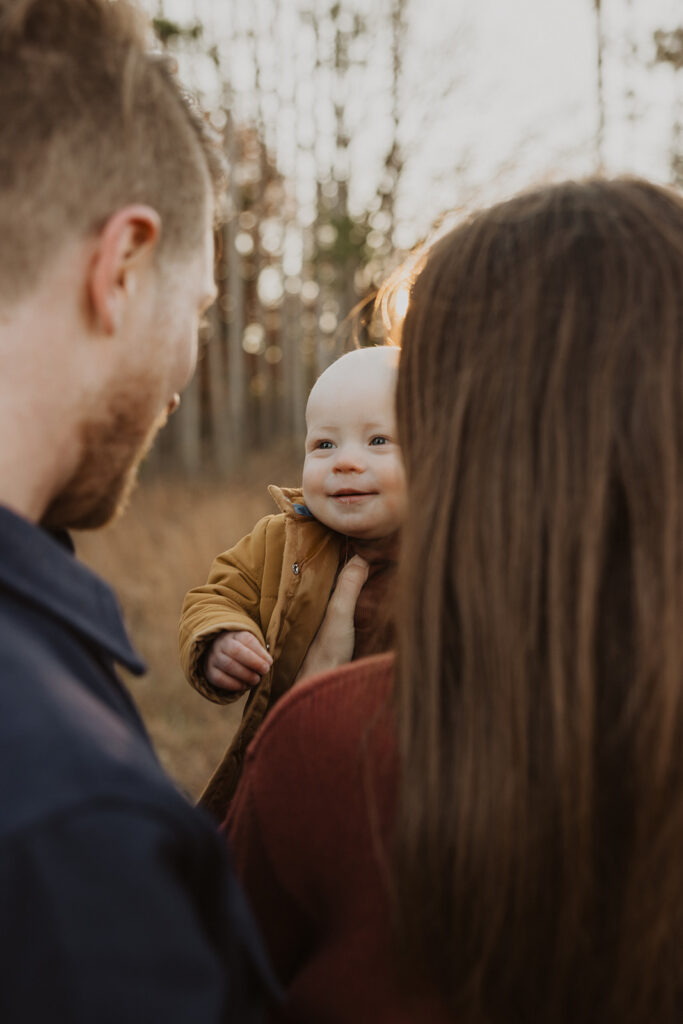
[302,353,406,540]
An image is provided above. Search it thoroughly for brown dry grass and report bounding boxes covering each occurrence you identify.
[74,448,301,801]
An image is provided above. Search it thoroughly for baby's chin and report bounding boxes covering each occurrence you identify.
[326,518,396,541]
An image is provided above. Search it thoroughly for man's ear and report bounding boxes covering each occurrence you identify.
[88,205,161,334]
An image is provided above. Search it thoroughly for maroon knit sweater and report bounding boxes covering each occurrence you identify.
[225,653,453,1023]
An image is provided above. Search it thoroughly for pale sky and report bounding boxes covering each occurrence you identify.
[395,0,681,243]
[146,0,682,248]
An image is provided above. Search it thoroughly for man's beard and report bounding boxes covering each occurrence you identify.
[42,381,169,532]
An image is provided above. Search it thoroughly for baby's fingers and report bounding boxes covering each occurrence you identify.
[231,631,273,674]
[207,648,260,688]
[205,665,249,693]
[210,637,269,685]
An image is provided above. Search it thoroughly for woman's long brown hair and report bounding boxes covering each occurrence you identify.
[394,179,683,1023]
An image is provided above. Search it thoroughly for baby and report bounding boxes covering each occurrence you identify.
[179,346,405,817]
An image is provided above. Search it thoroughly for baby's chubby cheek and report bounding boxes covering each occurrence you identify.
[301,466,323,516]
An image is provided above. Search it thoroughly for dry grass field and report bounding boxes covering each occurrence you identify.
[74,447,300,802]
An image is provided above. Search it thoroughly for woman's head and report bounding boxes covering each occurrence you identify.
[393,179,683,1022]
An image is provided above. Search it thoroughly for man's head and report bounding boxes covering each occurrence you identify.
[0,0,221,529]
[0,0,223,302]
[302,347,406,540]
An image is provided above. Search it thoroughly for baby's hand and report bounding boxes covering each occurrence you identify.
[205,631,273,692]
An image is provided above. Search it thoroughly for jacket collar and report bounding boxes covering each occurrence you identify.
[267,484,314,519]
[0,505,145,674]
[267,486,401,563]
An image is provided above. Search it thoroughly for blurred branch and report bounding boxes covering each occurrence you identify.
[653,28,683,71]
[152,17,203,46]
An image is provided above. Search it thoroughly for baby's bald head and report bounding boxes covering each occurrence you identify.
[305,347,400,428]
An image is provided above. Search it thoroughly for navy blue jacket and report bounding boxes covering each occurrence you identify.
[0,505,276,1022]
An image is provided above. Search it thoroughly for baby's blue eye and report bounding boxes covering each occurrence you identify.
[317,440,334,450]
[370,436,388,446]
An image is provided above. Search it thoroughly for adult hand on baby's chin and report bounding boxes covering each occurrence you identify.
[296,554,369,684]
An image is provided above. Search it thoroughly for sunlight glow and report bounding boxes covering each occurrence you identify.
[394,285,410,321]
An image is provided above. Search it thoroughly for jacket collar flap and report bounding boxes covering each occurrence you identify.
[0,505,145,675]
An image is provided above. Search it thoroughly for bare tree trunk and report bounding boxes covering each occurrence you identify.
[671,83,683,188]
[652,29,683,184]
[282,289,307,446]
[383,0,408,249]
[277,1,306,446]
[594,0,606,172]
[175,374,202,473]
[247,5,271,449]
[622,0,638,154]
[312,6,329,378]
[226,215,246,469]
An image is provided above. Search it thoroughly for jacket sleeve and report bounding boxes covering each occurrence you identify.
[1,800,273,1023]
[179,517,273,705]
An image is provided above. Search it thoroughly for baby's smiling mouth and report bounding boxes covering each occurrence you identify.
[330,489,377,502]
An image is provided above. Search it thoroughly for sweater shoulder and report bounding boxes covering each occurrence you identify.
[245,653,395,759]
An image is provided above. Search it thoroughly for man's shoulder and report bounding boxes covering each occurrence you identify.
[0,598,185,842]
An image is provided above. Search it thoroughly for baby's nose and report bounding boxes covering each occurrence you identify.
[333,446,365,472]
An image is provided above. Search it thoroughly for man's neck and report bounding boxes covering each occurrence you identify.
[0,427,76,523]
[0,287,84,522]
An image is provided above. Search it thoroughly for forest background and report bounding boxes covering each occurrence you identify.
[76,0,683,799]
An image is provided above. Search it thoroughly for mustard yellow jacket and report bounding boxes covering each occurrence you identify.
[179,485,344,818]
